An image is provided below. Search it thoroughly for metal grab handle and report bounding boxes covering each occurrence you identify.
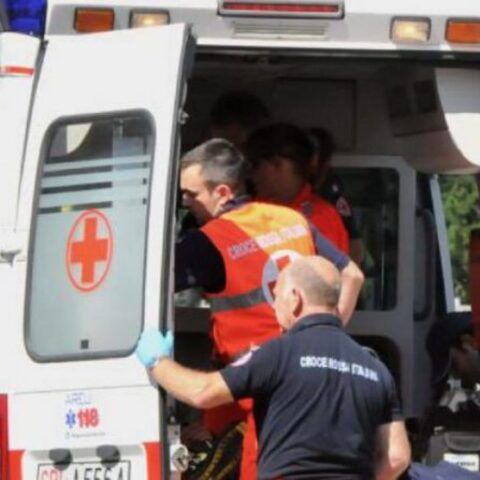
[171,444,189,472]
[414,208,436,321]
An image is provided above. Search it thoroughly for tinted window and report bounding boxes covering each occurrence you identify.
[335,168,399,310]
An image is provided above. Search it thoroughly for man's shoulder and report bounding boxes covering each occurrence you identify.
[331,331,392,373]
[247,201,312,226]
[350,340,396,387]
[253,200,304,214]
[178,228,210,245]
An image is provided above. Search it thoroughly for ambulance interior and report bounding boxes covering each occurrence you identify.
[173,50,480,425]
[175,58,402,353]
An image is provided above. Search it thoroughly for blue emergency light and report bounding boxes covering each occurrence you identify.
[5,0,46,36]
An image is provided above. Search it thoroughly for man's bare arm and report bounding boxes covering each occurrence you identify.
[374,420,411,480]
[150,358,234,409]
[338,260,364,325]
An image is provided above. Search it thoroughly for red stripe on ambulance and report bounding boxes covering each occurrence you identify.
[8,450,24,480]
[0,65,35,76]
[144,442,162,479]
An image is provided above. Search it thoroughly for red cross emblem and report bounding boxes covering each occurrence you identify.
[267,255,291,298]
[66,209,113,292]
[262,250,302,305]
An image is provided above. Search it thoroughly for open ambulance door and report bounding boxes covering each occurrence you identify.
[11,25,193,479]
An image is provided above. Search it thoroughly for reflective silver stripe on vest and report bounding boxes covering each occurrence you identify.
[210,287,268,313]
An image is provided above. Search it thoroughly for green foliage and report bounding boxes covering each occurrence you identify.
[439,174,480,304]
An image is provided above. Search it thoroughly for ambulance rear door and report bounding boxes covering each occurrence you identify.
[10,24,192,479]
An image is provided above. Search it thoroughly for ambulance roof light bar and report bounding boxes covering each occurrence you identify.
[218,0,344,19]
[5,0,46,36]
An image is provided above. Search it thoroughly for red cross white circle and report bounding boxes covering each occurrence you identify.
[261,250,302,305]
[66,209,113,292]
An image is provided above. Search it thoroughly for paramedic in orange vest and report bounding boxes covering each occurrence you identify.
[176,138,364,479]
[246,123,349,254]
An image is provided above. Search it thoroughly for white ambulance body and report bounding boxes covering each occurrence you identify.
[1,0,480,478]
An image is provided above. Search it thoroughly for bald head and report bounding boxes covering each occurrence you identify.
[285,256,341,307]
[274,256,341,329]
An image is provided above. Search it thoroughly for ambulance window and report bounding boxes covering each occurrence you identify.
[334,168,399,310]
[26,113,153,361]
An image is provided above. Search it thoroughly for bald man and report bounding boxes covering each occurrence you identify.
[136,257,410,480]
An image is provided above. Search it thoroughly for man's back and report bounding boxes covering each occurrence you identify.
[222,313,402,479]
[201,201,317,359]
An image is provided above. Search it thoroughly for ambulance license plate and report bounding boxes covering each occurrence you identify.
[37,460,130,479]
[444,453,479,472]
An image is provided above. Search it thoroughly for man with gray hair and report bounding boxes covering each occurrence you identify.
[176,138,363,324]
[175,138,364,479]
[137,256,410,479]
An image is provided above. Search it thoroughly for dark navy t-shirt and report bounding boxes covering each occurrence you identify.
[221,314,402,480]
[319,171,360,240]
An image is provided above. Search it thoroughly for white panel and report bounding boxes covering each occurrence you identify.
[6,24,191,465]
[10,386,159,448]
[0,33,39,229]
[436,68,480,171]
[46,0,480,54]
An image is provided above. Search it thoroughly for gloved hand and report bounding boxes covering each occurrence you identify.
[136,328,174,368]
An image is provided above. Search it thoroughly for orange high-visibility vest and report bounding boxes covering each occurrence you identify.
[201,201,316,361]
[288,184,349,254]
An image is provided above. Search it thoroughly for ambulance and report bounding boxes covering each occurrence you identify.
[1,0,480,478]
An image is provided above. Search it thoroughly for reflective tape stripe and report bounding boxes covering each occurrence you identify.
[0,65,35,77]
[210,287,267,313]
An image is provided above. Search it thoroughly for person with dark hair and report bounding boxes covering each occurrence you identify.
[209,90,270,150]
[208,90,363,262]
[178,91,270,234]
[175,138,365,479]
[177,137,362,321]
[426,312,480,393]
[246,123,350,254]
[138,256,408,480]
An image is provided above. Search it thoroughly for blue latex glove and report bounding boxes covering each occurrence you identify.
[136,328,174,368]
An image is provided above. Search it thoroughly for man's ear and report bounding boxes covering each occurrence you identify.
[214,183,233,200]
[291,287,303,318]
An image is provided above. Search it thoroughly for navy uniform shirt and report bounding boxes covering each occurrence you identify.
[221,314,402,480]
[320,171,360,240]
[175,199,349,292]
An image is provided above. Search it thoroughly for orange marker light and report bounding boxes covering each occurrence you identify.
[74,8,114,33]
[446,20,480,44]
